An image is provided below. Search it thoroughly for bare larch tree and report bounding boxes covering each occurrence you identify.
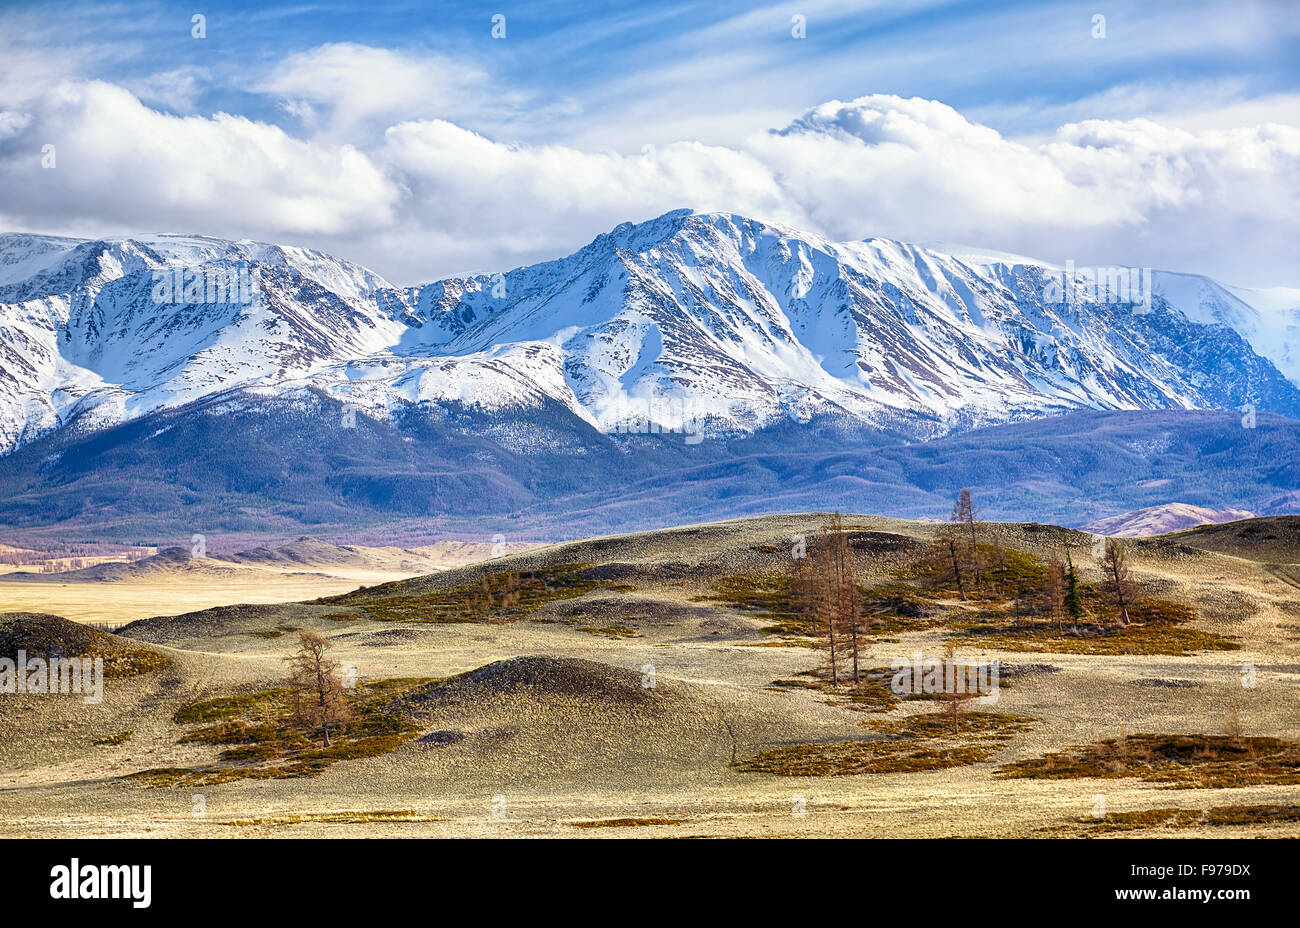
[1101,537,1137,626]
[798,512,861,687]
[938,524,967,601]
[951,487,981,584]
[1044,548,1066,633]
[937,642,968,733]
[824,512,862,686]
[285,631,351,747]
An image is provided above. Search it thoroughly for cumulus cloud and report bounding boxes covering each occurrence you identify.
[0,80,399,238]
[374,119,796,274]
[0,111,32,140]
[127,68,207,113]
[748,95,1300,281]
[754,96,1140,235]
[257,43,493,141]
[1,81,1298,288]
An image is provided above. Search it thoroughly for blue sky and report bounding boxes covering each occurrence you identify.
[10,0,1299,144]
[1,0,1298,285]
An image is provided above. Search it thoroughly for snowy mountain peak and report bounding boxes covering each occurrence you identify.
[1,210,1298,455]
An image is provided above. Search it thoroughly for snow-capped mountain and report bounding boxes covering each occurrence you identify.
[0,232,406,452]
[2,210,1298,456]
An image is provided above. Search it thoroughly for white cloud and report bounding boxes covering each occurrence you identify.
[127,68,207,113]
[749,95,1300,285]
[0,111,32,140]
[257,43,493,141]
[1,80,1298,289]
[373,118,795,275]
[0,40,84,108]
[967,79,1300,139]
[0,81,399,238]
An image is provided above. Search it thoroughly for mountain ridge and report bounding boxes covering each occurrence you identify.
[1083,503,1256,538]
[3,210,1299,457]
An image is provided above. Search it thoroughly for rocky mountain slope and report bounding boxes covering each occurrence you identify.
[3,210,1298,457]
[3,212,1299,538]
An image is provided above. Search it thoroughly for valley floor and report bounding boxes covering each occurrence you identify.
[0,572,399,627]
[0,540,529,625]
[1,514,1297,838]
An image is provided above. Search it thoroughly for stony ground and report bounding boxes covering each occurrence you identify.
[1,514,1297,837]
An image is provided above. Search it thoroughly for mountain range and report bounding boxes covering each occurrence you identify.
[2,209,1298,540]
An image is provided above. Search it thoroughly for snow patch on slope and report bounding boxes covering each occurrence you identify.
[1,212,1298,455]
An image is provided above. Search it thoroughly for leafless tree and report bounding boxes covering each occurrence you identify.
[951,488,981,584]
[1101,537,1137,626]
[989,534,1007,580]
[796,512,861,687]
[807,535,842,686]
[1223,701,1244,749]
[284,631,351,747]
[937,642,968,733]
[1044,549,1066,633]
[825,512,862,686]
[938,524,967,601]
[721,715,740,766]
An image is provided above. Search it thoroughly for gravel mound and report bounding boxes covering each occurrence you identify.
[0,612,169,677]
[0,612,108,657]
[428,656,675,708]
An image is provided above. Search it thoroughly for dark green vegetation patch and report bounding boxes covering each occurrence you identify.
[705,539,1236,656]
[126,677,440,787]
[1001,733,1300,788]
[567,817,683,828]
[1072,804,1300,833]
[739,710,1036,776]
[322,564,630,623]
[0,613,169,679]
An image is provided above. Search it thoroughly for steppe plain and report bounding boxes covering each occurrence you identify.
[1,514,1297,838]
